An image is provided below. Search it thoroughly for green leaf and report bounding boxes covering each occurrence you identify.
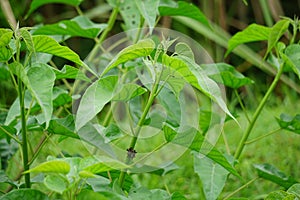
[26,0,83,18]
[171,192,187,200]
[112,83,147,101]
[9,63,55,127]
[175,42,194,60]
[134,0,160,33]
[194,153,232,200]
[285,44,300,80]
[0,189,49,200]
[159,1,210,28]
[0,46,12,62]
[24,160,70,174]
[32,35,84,66]
[33,16,107,39]
[267,19,290,55]
[76,189,109,200]
[119,0,141,33]
[170,127,239,177]
[101,38,155,76]
[253,163,298,189]
[163,124,177,142]
[44,174,68,194]
[276,113,300,134]
[129,187,171,200]
[0,125,17,141]
[226,24,271,56]
[82,160,128,174]
[0,29,13,47]
[75,76,118,130]
[287,184,300,198]
[19,28,35,52]
[199,110,221,134]
[265,190,296,200]
[202,63,254,89]
[47,115,79,139]
[53,65,91,82]
[162,55,235,120]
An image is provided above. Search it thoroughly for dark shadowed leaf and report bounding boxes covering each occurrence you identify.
[53,65,91,82]
[254,163,298,189]
[159,1,209,28]
[112,83,147,101]
[47,115,78,139]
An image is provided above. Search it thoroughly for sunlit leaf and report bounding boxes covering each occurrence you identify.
[226,24,270,56]
[0,46,12,62]
[75,76,118,130]
[0,189,49,200]
[44,174,68,194]
[53,65,91,82]
[112,83,147,101]
[33,16,107,39]
[24,160,70,174]
[287,183,300,198]
[134,0,160,33]
[265,190,296,200]
[276,113,300,134]
[0,29,13,47]
[194,153,233,200]
[101,39,155,76]
[254,163,298,189]
[175,42,194,60]
[202,63,254,89]
[285,44,300,80]
[159,1,209,28]
[267,19,290,55]
[26,0,83,18]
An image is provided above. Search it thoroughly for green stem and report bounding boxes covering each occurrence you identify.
[234,64,284,160]
[259,0,273,27]
[223,177,259,200]
[234,89,250,123]
[18,79,30,188]
[244,128,281,145]
[118,74,161,188]
[87,7,119,63]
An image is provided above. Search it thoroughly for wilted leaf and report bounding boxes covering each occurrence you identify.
[254,163,298,189]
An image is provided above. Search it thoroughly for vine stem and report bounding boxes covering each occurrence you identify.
[18,78,30,188]
[118,73,161,188]
[234,64,284,160]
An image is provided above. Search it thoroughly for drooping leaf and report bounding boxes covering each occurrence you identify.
[276,113,300,134]
[134,0,160,33]
[285,44,300,80]
[33,16,107,39]
[19,28,35,52]
[44,174,68,194]
[159,1,210,28]
[0,189,49,200]
[53,65,91,82]
[75,76,118,130]
[0,29,13,47]
[26,0,83,18]
[47,115,79,139]
[194,153,233,200]
[226,24,271,56]
[202,63,254,89]
[287,183,300,198]
[112,83,147,101]
[175,42,194,60]
[24,160,70,174]
[267,19,290,55]
[101,39,155,76]
[253,163,298,189]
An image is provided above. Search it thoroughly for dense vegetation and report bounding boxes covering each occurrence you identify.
[0,0,300,199]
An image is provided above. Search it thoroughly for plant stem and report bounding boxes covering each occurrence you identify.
[244,128,281,145]
[234,64,284,160]
[223,177,259,200]
[234,89,250,123]
[18,79,30,188]
[118,74,161,188]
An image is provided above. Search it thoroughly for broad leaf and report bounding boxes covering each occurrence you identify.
[0,46,12,62]
[267,19,290,55]
[285,44,300,80]
[119,0,141,33]
[101,39,155,76]
[276,113,300,134]
[53,65,91,82]
[0,189,49,200]
[33,16,107,39]
[287,183,300,197]
[129,187,171,200]
[0,29,13,47]
[76,189,110,200]
[226,24,270,56]
[24,160,70,174]
[134,0,159,33]
[47,115,79,139]
[81,160,128,174]
[194,153,233,200]
[26,0,83,18]
[254,163,298,189]
[75,76,118,130]
[175,42,194,60]
[265,190,296,200]
[202,63,254,89]
[19,28,34,52]
[112,83,147,101]
[159,1,209,28]
[163,124,177,142]
[44,174,68,194]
